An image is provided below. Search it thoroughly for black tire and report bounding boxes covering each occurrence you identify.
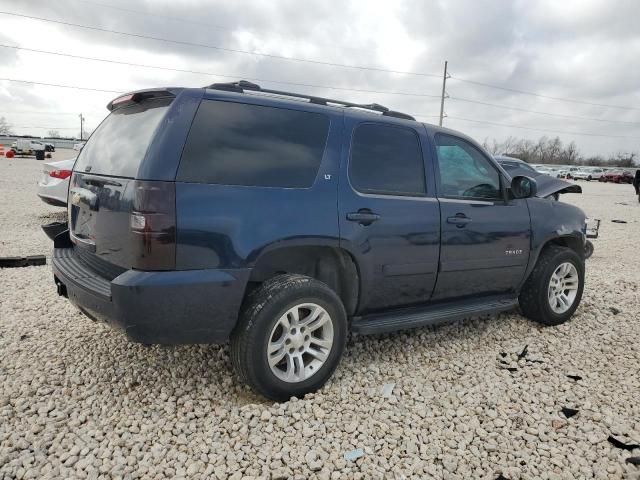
[519,245,585,326]
[230,274,347,401]
[584,240,594,259]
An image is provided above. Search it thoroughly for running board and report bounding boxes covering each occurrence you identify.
[351,296,518,335]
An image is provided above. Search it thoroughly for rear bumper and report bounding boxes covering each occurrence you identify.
[37,193,67,207]
[52,247,251,344]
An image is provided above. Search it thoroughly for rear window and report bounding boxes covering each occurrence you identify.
[177,100,330,188]
[74,98,171,178]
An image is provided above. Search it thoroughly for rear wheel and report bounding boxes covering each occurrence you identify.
[230,274,347,401]
[519,245,584,326]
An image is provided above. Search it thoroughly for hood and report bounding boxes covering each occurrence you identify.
[507,167,582,198]
[534,174,582,197]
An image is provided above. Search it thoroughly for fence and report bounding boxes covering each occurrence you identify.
[0,136,82,150]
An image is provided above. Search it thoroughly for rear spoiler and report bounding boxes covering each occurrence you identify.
[107,89,176,111]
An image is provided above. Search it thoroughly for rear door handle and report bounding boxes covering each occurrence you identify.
[447,214,472,227]
[347,210,380,225]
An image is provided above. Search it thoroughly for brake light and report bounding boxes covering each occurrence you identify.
[49,169,72,179]
[129,180,176,270]
[111,93,134,106]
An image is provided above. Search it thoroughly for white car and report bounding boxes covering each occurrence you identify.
[573,168,604,181]
[37,158,76,207]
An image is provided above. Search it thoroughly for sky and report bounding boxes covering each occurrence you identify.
[0,0,638,157]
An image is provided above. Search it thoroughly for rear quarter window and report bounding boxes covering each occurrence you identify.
[177,100,330,188]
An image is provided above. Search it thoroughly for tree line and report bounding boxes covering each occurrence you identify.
[482,135,637,168]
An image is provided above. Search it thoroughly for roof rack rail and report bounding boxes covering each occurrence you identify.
[205,80,415,121]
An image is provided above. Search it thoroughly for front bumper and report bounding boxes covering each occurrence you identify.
[52,247,251,344]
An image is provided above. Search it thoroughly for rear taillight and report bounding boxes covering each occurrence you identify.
[130,180,176,270]
[49,169,72,179]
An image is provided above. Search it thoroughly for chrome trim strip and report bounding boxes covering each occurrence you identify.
[438,198,495,206]
[354,191,438,202]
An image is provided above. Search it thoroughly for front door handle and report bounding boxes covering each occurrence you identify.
[347,209,380,226]
[447,214,472,227]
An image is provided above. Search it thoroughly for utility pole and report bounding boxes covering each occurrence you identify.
[79,113,85,140]
[439,60,449,126]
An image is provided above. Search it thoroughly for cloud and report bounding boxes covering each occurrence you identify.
[0,0,638,154]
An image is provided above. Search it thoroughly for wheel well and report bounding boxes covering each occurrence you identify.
[248,246,359,315]
[544,236,584,258]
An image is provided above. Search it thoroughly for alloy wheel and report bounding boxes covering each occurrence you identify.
[267,303,334,383]
[547,262,580,314]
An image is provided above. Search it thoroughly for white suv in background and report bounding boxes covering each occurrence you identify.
[573,168,604,181]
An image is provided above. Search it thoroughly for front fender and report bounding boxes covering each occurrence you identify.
[520,197,586,287]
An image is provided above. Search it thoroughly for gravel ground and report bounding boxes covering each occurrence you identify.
[1,156,639,479]
[0,149,77,258]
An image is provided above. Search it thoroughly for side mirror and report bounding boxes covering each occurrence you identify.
[511,175,537,199]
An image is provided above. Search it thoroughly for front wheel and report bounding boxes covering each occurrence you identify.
[519,245,584,326]
[231,274,347,401]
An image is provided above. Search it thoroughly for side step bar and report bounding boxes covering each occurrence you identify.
[351,296,519,335]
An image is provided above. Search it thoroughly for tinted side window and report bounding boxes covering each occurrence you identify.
[435,134,502,200]
[349,123,425,196]
[178,100,330,187]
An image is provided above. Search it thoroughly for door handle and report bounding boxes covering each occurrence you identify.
[347,210,380,225]
[447,214,472,227]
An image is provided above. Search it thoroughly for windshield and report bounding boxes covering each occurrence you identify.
[74,98,171,178]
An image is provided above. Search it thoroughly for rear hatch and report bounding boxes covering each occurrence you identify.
[69,94,176,275]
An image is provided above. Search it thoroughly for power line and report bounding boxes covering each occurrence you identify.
[9,125,77,129]
[0,11,442,78]
[446,116,640,139]
[0,77,122,93]
[447,96,640,125]
[7,43,635,127]
[74,0,230,31]
[0,44,442,98]
[73,0,362,55]
[449,75,640,111]
[0,109,79,115]
[4,12,636,113]
[8,41,635,124]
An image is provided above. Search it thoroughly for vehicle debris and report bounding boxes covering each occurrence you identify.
[517,345,528,360]
[343,448,364,462]
[608,436,640,451]
[381,383,395,398]
[561,407,579,419]
[584,240,594,259]
[609,307,621,315]
[0,255,47,268]
[611,219,628,224]
[566,374,583,381]
[626,457,640,466]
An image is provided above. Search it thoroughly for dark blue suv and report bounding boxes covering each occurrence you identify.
[50,81,587,400]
